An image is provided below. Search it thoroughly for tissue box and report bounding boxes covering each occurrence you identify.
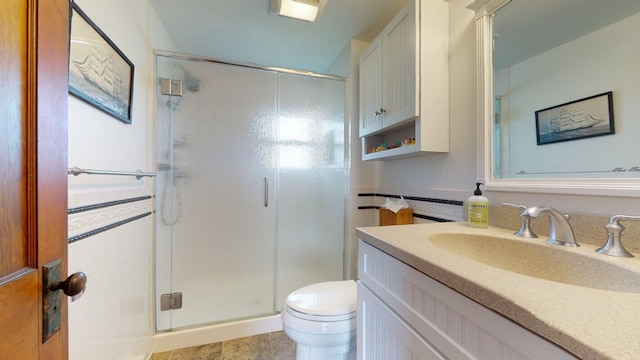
[379,208,413,226]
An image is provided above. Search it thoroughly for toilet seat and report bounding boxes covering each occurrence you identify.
[286,305,355,322]
[282,306,356,335]
[285,280,357,318]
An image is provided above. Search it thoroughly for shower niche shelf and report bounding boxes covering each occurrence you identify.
[358,0,449,161]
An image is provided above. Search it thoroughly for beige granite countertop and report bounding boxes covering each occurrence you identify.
[356,222,640,360]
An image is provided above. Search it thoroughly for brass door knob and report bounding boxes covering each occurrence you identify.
[49,272,87,297]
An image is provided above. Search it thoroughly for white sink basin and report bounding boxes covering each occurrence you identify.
[429,232,640,293]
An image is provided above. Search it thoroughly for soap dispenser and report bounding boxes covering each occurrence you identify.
[468,182,489,228]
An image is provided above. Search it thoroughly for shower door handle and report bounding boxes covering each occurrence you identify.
[264,176,269,207]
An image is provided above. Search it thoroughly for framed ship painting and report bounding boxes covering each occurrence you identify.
[69,2,134,124]
[535,91,614,145]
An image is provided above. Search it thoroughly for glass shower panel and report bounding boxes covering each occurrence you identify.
[156,55,278,329]
[155,56,174,331]
[274,73,346,311]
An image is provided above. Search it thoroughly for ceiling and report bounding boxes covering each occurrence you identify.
[150,0,407,74]
[150,1,640,74]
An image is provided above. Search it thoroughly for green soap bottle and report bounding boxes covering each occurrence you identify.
[468,182,489,228]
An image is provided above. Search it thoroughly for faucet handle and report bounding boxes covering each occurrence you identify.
[502,203,527,211]
[502,203,538,238]
[596,215,640,257]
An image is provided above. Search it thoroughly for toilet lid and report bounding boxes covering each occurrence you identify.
[286,280,357,316]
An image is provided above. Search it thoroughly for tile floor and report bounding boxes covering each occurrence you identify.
[149,331,295,360]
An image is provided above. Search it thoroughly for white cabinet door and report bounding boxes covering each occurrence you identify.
[359,0,419,137]
[358,283,446,360]
[381,0,419,129]
[358,0,449,160]
[359,34,383,137]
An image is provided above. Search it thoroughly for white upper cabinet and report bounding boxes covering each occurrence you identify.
[381,0,419,129]
[359,34,384,136]
[359,0,449,160]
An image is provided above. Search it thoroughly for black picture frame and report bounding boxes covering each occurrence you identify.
[535,91,614,145]
[68,2,134,124]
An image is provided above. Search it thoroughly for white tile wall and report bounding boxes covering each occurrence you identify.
[67,188,154,360]
[66,0,177,358]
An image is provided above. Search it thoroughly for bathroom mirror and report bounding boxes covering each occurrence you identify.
[470,0,640,196]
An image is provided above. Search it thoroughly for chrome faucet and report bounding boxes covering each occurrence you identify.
[596,215,640,257]
[524,206,578,247]
[502,203,538,238]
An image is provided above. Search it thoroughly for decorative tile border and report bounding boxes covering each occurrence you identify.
[369,193,463,207]
[68,196,154,243]
[357,193,463,222]
[68,212,152,244]
[68,196,152,214]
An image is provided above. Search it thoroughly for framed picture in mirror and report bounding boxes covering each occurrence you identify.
[535,91,614,145]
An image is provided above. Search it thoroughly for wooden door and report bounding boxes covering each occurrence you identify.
[0,0,70,358]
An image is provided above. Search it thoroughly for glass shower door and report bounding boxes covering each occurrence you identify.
[155,53,347,332]
[274,73,346,311]
[156,55,278,330]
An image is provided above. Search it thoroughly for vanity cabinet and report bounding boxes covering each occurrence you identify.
[359,0,449,160]
[357,240,578,360]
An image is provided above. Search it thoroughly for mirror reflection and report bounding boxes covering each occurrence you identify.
[492,0,640,179]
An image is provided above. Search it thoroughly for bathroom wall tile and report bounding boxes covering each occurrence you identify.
[71,267,114,328]
[68,338,93,360]
[71,258,152,360]
[69,216,153,360]
[352,188,375,204]
[68,240,87,276]
[347,187,377,280]
[407,199,463,222]
[70,186,151,208]
[89,340,113,360]
[68,191,80,209]
[83,231,123,277]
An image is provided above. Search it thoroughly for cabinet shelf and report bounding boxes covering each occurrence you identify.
[362,117,447,161]
[364,145,418,161]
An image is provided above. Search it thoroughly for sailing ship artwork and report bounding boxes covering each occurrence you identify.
[535,91,614,145]
[69,3,134,124]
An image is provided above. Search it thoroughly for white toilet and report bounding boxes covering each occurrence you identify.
[281,280,357,360]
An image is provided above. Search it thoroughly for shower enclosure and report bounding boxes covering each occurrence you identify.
[155,52,346,331]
